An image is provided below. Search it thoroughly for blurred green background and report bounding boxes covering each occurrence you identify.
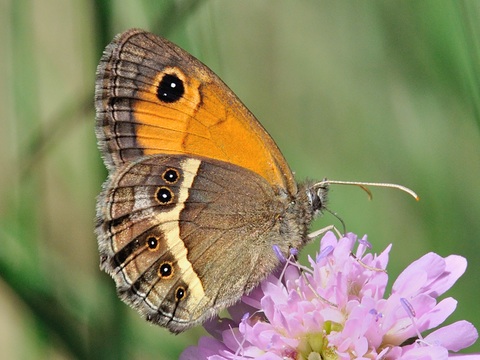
[1,0,479,358]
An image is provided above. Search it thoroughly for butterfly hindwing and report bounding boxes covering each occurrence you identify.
[96,154,298,332]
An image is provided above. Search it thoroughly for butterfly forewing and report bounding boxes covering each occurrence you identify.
[95,29,297,194]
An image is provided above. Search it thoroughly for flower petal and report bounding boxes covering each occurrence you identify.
[416,297,457,332]
[399,344,448,359]
[428,255,467,297]
[392,253,444,296]
[424,320,478,352]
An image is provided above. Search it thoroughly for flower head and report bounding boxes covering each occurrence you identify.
[181,232,478,359]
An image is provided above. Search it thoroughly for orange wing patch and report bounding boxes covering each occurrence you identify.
[98,29,297,196]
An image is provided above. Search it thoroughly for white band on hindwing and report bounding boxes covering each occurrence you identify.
[149,158,205,308]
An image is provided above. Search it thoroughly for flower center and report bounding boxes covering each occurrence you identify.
[296,326,340,360]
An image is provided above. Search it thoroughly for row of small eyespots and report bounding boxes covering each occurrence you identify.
[145,231,185,302]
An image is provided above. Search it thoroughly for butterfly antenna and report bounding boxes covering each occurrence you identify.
[314,179,419,201]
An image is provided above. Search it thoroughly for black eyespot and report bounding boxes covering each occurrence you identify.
[155,186,173,205]
[146,236,159,251]
[175,287,186,301]
[162,168,179,184]
[157,73,184,103]
[158,262,173,278]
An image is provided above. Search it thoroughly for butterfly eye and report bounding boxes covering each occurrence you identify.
[157,73,184,103]
[175,286,186,301]
[155,186,174,205]
[162,168,179,184]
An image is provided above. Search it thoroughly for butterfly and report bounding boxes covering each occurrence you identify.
[95,29,330,333]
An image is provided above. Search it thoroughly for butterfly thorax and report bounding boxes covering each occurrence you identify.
[274,181,329,252]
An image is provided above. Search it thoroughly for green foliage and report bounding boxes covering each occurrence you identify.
[1,1,479,358]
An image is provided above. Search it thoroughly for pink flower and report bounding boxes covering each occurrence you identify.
[181,232,479,359]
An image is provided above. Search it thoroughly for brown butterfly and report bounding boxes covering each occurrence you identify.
[95,29,334,333]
